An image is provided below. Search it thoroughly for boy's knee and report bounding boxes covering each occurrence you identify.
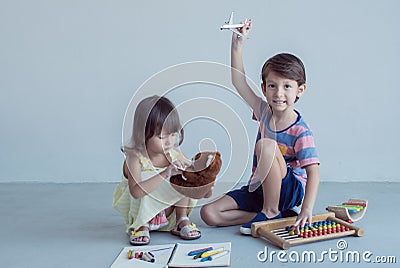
[255,138,277,155]
[200,204,219,226]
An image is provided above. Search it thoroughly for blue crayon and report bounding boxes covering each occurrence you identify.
[188,247,213,256]
[200,256,212,262]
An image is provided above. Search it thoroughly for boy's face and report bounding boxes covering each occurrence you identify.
[261,71,306,113]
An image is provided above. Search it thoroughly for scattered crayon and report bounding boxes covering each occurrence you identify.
[188,246,213,256]
[193,252,204,259]
[142,252,155,263]
[127,249,134,259]
[200,250,229,262]
[200,247,224,258]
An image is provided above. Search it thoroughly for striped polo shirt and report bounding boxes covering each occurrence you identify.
[251,99,320,185]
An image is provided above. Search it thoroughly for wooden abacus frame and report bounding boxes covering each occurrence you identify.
[251,212,364,249]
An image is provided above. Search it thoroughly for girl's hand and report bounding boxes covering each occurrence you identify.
[203,182,215,198]
[231,19,252,48]
[164,164,182,178]
[171,151,192,170]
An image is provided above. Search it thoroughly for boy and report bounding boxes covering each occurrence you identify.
[200,20,320,234]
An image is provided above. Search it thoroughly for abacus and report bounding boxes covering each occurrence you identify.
[251,212,364,249]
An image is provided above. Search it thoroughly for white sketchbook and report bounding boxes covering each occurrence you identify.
[110,242,231,268]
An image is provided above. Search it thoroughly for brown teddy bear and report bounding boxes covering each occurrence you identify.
[170,152,222,199]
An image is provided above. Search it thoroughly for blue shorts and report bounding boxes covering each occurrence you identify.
[226,167,304,212]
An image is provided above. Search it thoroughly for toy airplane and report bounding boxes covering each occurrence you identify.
[220,11,249,38]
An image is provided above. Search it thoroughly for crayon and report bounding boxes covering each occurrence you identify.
[127,249,134,259]
[200,247,224,258]
[142,252,155,263]
[188,246,213,256]
[193,252,204,259]
[200,250,229,262]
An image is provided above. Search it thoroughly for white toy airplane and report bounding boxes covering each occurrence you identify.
[220,11,249,38]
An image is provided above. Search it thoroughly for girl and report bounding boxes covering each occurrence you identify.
[113,95,201,245]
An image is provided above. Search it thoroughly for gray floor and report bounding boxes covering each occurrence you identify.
[0,182,399,268]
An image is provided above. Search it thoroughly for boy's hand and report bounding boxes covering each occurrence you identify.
[231,19,252,47]
[292,208,313,231]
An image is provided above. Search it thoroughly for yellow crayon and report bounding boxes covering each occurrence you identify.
[200,247,224,258]
[127,249,134,259]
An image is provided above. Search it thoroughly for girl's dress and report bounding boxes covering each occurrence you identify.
[112,151,197,233]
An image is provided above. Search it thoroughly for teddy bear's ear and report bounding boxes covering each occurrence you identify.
[204,152,222,175]
[187,151,222,173]
[205,154,214,168]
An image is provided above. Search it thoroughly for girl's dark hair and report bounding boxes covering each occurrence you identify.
[261,53,306,102]
[124,95,184,153]
[144,96,183,143]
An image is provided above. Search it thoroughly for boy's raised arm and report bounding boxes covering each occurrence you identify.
[230,20,260,111]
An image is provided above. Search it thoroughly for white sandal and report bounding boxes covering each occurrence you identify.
[171,216,201,240]
[129,225,150,245]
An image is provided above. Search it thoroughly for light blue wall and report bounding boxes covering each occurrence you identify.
[1,0,399,182]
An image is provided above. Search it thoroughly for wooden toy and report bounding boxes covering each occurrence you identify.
[251,212,364,249]
[327,199,368,222]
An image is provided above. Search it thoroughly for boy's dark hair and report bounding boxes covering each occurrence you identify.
[261,53,306,102]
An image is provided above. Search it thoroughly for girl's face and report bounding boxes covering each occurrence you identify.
[146,131,178,155]
[262,71,305,113]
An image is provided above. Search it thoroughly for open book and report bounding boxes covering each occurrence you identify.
[110,242,231,268]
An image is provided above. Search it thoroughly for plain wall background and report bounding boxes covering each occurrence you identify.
[1,0,399,183]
